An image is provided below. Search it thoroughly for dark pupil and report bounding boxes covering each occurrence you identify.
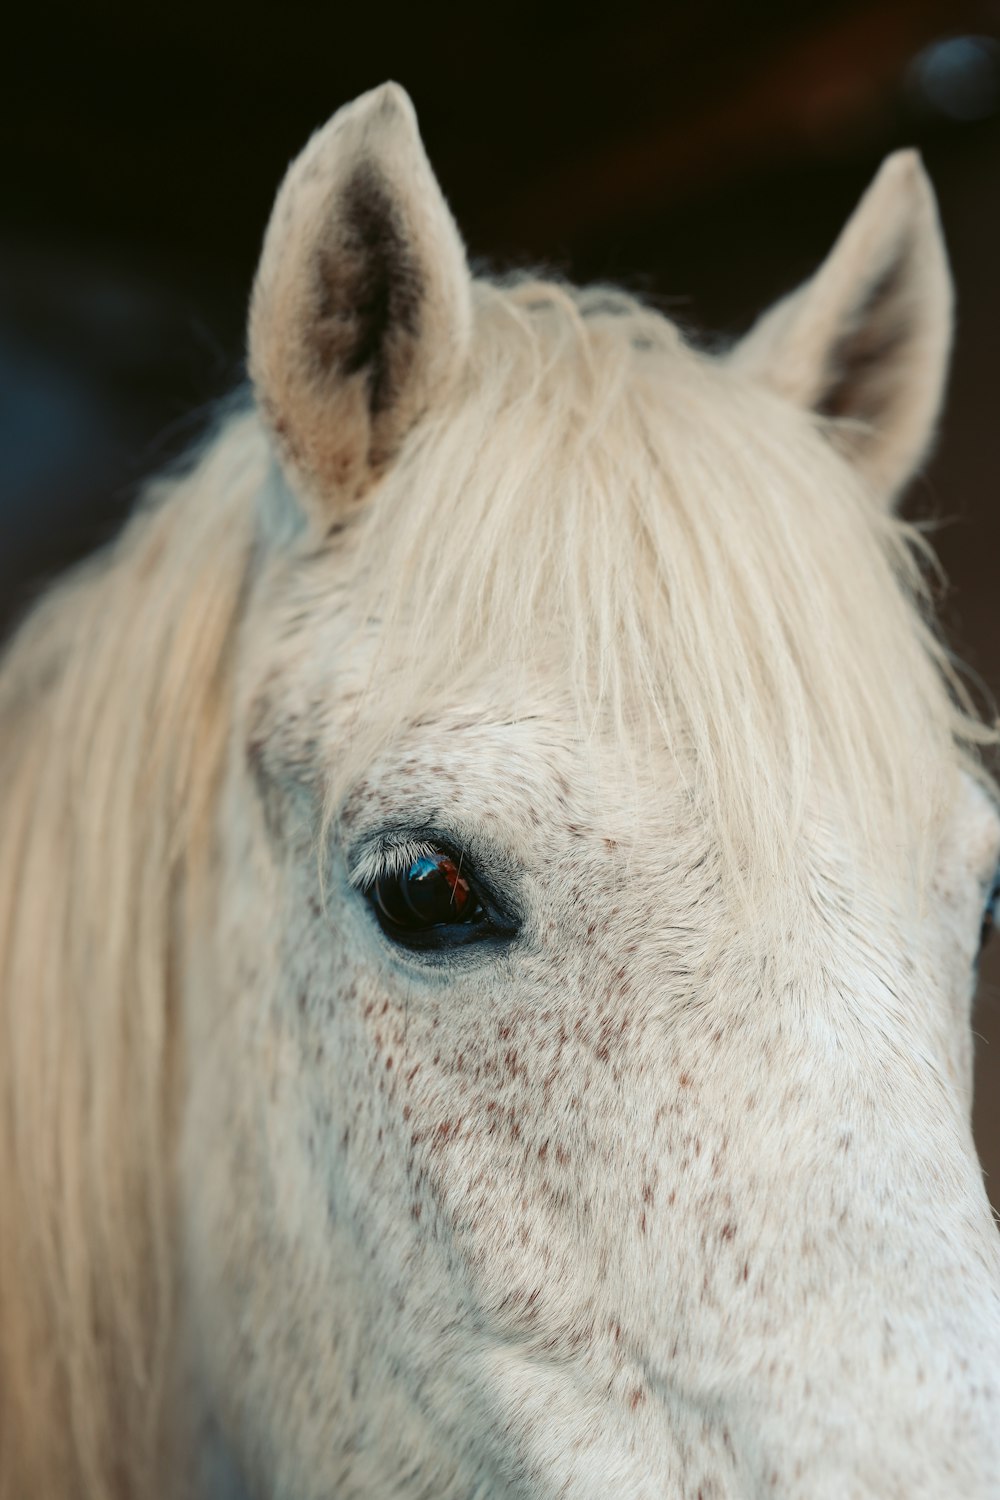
[375,854,475,930]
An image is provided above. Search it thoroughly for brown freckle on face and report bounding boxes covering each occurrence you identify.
[385,1056,393,1070]
[721,1222,737,1241]
[410,1202,421,1220]
[433,1119,458,1146]
[628,1386,645,1410]
[402,1104,412,1120]
[742,1261,750,1281]
[554,1144,570,1165]
[679,1072,693,1087]
[639,1211,647,1234]
[642,1183,654,1204]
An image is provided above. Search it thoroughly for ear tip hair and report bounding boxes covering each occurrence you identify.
[377,80,413,108]
[861,150,945,248]
[356,80,418,130]
[883,146,923,173]
[876,148,936,203]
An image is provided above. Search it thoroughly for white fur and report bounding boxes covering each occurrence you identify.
[728,150,953,504]
[2,84,999,1500]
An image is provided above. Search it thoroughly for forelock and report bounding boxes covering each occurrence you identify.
[313,274,993,901]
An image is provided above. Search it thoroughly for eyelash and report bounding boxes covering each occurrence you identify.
[350,837,440,893]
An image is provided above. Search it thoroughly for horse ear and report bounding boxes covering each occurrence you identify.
[248,83,472,520]
[728,151,953,506]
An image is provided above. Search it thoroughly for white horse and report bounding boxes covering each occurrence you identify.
[2,81,999,1500]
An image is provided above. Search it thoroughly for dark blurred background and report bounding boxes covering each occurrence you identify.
[3,0,999,1189]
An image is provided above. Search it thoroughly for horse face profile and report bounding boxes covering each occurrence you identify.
[3,83,999,1500]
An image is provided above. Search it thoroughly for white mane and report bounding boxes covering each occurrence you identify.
[0,411,264,1496]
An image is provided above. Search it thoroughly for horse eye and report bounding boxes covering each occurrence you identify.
[371,852,482,935]
[979,873,1000,958]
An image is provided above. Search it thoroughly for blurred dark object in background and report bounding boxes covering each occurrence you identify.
[3,0,1000,1189]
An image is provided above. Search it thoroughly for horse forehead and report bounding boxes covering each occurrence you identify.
[336,709,692,861]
